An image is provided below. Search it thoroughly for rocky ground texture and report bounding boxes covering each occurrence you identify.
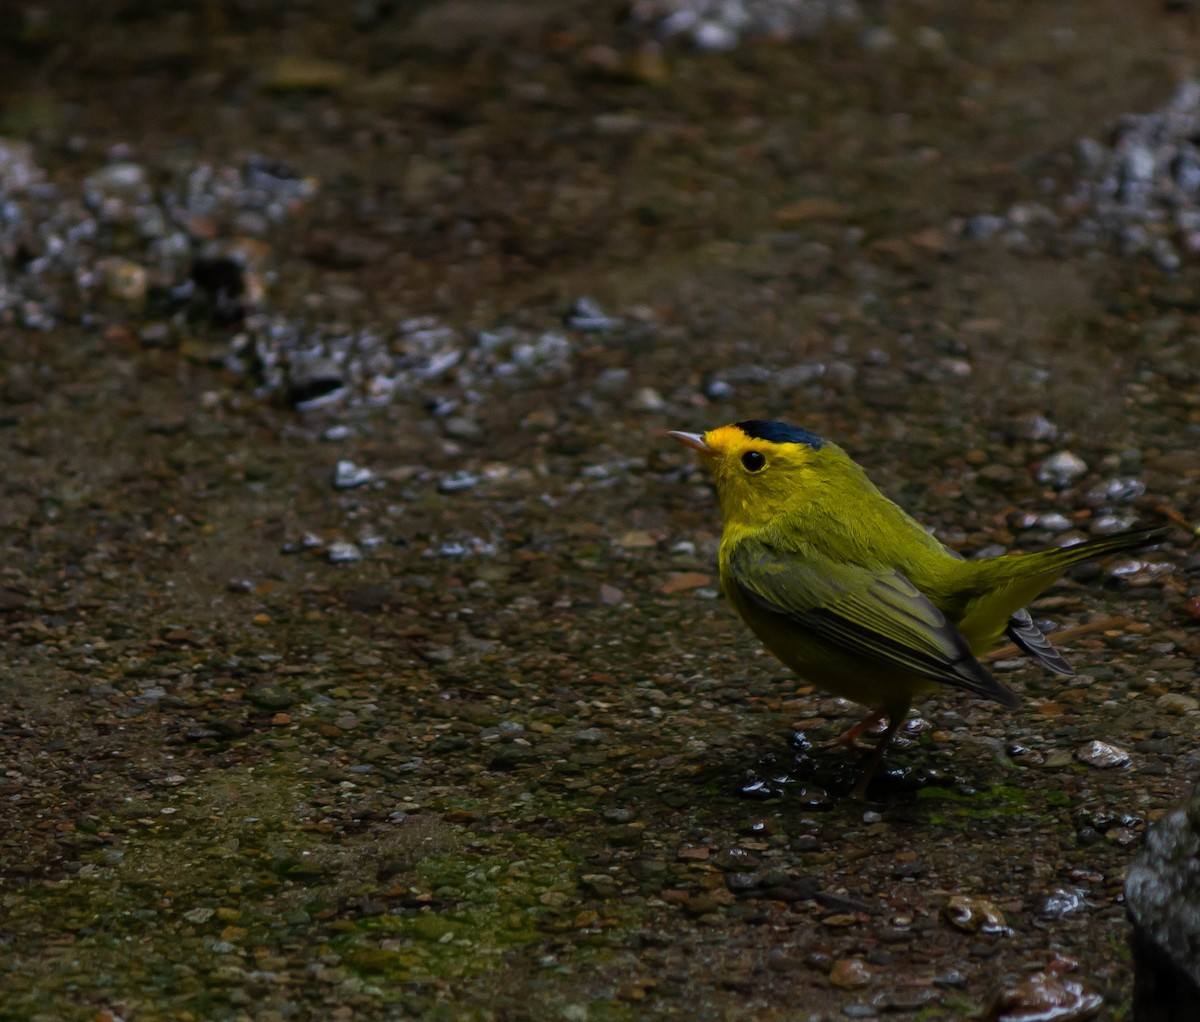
[2,2,1199,1020]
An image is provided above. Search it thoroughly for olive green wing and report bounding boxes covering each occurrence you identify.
[727,539,1019,707]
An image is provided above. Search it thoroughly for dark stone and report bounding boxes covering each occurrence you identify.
[189,255,246,324]
[1126,780,1200,1021]
[0,588,28,612]
[814,890,875,915]
[487,743,538,770]
[248,682,297,710]
[758,876,820,903]
[342,584,393,612]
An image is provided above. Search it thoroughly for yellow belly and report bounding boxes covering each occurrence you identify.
[725,581,937,714]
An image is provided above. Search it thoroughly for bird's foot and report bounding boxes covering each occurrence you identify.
[827,709,888,752]
[847,711,907,800]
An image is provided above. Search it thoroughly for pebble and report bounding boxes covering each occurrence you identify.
[1083,477,1146,505]
[326,542,363,563]
[933,969,968,989]
[763,878,821,903]
[775,363,826,389]
[828,957,872,989]
[1034,888,1087,919]
[1185,595,1200,622]
[264,54,350,92]
[594,368,632,395]
[860,26,898,52]
[1006,743,1044,766]
[439,471,480,493]
[99,257,149,305]
[629,386,666,411]
[443,416,482,440]
[632,0,862,50]
[0,138,41,192]
[1155,693,1199,715]
[1037,451,1089,487]
[488,744,537,769]
[1011,413,1059,442]
[287,357,347,408]
[566,296,620,332]
[724,872,757,893]
[248,683,297,710]
[1090,513,1137,535]
[333,460,374,490]
[984,970,1103,1022]
[1074,740,1130,769]
[684,888,736,914]
[693,20,738,50]
[599,584,625,606]
[659,571,711,594]
[941,895,1010,936]
[570,727,606,745]
[712,847,759,871]
[1037,512,1073,532]
[1107,557,1174,587]
[84,161,148,197]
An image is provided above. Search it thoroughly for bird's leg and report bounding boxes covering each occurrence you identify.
[849,708,907,800]
[828,708,888,751]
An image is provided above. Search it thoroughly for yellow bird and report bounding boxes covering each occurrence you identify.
[670,419,1164,798]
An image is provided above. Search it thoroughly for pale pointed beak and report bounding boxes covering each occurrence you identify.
[667,430,712,455]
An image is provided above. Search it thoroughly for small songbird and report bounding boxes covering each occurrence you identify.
[670,419,1164,798]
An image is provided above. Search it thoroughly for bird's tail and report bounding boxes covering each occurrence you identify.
[957,525,1169,646]
[1016,525,1169,573]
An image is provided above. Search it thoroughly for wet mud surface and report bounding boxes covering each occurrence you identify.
[2,2,1199,1019]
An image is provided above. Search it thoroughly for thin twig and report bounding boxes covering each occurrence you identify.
[1154,503,1195,532]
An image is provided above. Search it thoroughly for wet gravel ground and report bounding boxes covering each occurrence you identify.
[2,2,1200,1020]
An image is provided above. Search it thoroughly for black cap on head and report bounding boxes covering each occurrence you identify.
[735,420,826,450]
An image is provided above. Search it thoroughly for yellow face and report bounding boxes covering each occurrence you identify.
[670,421,827,527]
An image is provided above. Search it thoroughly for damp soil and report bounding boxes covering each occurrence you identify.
[2,3,1199,1020]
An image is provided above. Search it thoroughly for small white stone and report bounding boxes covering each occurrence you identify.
[1038,450,1089,487]
[1074,740,1130,769]
[327,541,363,563]
[629,386,666,412]
[333,459,374,490]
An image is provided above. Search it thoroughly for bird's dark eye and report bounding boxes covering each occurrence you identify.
[741,451,766,472]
